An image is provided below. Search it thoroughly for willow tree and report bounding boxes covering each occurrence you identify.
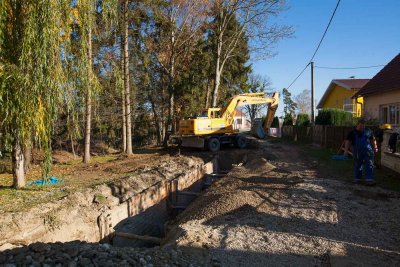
[0,0,70,188]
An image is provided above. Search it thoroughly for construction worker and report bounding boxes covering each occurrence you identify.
[344,118,378,185]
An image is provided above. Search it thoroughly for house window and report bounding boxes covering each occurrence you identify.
[343,98,353,113]
[380,103,400,125]
[236,119,242,125]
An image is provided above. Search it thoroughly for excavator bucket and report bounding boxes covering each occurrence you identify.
[263,92,279,132]
[251,118,266,139]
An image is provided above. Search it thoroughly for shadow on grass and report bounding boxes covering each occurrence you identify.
[305,144,400,192]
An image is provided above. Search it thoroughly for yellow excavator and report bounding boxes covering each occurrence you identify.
[174,92,279,152]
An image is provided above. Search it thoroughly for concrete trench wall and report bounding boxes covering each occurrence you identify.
[100,160,216,246]
[0,157,216,251]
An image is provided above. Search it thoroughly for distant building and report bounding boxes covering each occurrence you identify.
[317,79,370,117]
[233,109,251,131]
[354,53,400,127]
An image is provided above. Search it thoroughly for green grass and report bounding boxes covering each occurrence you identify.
[65,155,117,165]
[0,154,118,213]
[0,186,68,213]
[306,144,400,192]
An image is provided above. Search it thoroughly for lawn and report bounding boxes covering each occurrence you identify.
[305,143,400,192]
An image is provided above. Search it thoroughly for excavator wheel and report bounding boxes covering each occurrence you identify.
[235,135,247,149]
[207,137,221,152]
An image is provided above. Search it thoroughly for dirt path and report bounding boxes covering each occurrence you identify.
[166,140,400,266]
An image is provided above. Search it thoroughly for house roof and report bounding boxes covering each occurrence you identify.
[317,79,370,109]
[354,53,400,97]
[234,109,246,117]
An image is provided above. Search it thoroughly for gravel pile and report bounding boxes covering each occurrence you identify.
[0,241,213,267]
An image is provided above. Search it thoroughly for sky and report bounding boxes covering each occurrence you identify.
[252,0,400,117]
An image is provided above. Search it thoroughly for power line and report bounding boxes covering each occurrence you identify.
[285,0,341,90]
[315,64,386,70]
[309,0,341,63]
[286,62,310,90]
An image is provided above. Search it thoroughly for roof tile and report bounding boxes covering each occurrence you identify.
[356,53,400,96]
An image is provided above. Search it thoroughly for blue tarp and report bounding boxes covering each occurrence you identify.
[27,176,63,186]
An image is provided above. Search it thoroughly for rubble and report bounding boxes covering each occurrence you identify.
[0,241,208,267]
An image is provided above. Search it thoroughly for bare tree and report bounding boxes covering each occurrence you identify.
[122,0,133,155]
[243,74,272,122]
[295,89,311,115]
[210,0,292,107]
[83,25,93,163]
[148,0,209,144]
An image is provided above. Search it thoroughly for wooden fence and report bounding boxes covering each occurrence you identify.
[282,125,358,150]
[282,125,379,150]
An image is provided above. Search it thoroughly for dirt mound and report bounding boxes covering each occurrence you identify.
[180,189,263,223]
[243,157,276,174]
[91,141,119,155]
[52,150,76,164]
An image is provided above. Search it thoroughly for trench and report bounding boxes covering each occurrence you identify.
[107,150,247,248]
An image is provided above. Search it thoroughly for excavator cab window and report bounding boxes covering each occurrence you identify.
[198,110,208,118]
[210,110,221,118]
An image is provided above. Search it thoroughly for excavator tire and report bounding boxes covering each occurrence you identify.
[207,137,221,152]
[235,135,247,149]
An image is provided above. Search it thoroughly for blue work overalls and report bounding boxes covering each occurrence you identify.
[353,129,374,181]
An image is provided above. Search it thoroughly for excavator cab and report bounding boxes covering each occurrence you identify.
[207,108,221,119]
[197,109,221,119]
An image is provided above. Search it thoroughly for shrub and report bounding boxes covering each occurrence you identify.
[316,109,354,126]
[296,113,310,126]
[282,113,294,126]
[271,116,280,128]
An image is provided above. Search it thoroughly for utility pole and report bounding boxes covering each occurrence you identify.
[311,61,315,124]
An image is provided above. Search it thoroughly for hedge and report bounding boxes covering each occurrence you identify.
[296,113,310,126]
[315,108,355,126]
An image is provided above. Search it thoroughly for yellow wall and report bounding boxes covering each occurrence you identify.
[321,85,363,117]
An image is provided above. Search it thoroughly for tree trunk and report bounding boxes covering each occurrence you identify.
[148,94,161,145]
[23,143,32,173]
[12,137,25,188]
[121,77,127,152]
[83,27,93,164]
[163,26,177,147]
[123,0,133,155]
[163,89,174,146]
[212,36,222,108]
[212,67,221,107]
[70,134,76,159]
[205,79,212,109]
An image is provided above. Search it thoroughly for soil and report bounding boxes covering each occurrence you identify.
[164,139,400,266]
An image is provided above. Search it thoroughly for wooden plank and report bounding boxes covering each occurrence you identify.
[113,232,162,244]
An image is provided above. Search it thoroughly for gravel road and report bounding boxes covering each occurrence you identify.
[165,140,400,266]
